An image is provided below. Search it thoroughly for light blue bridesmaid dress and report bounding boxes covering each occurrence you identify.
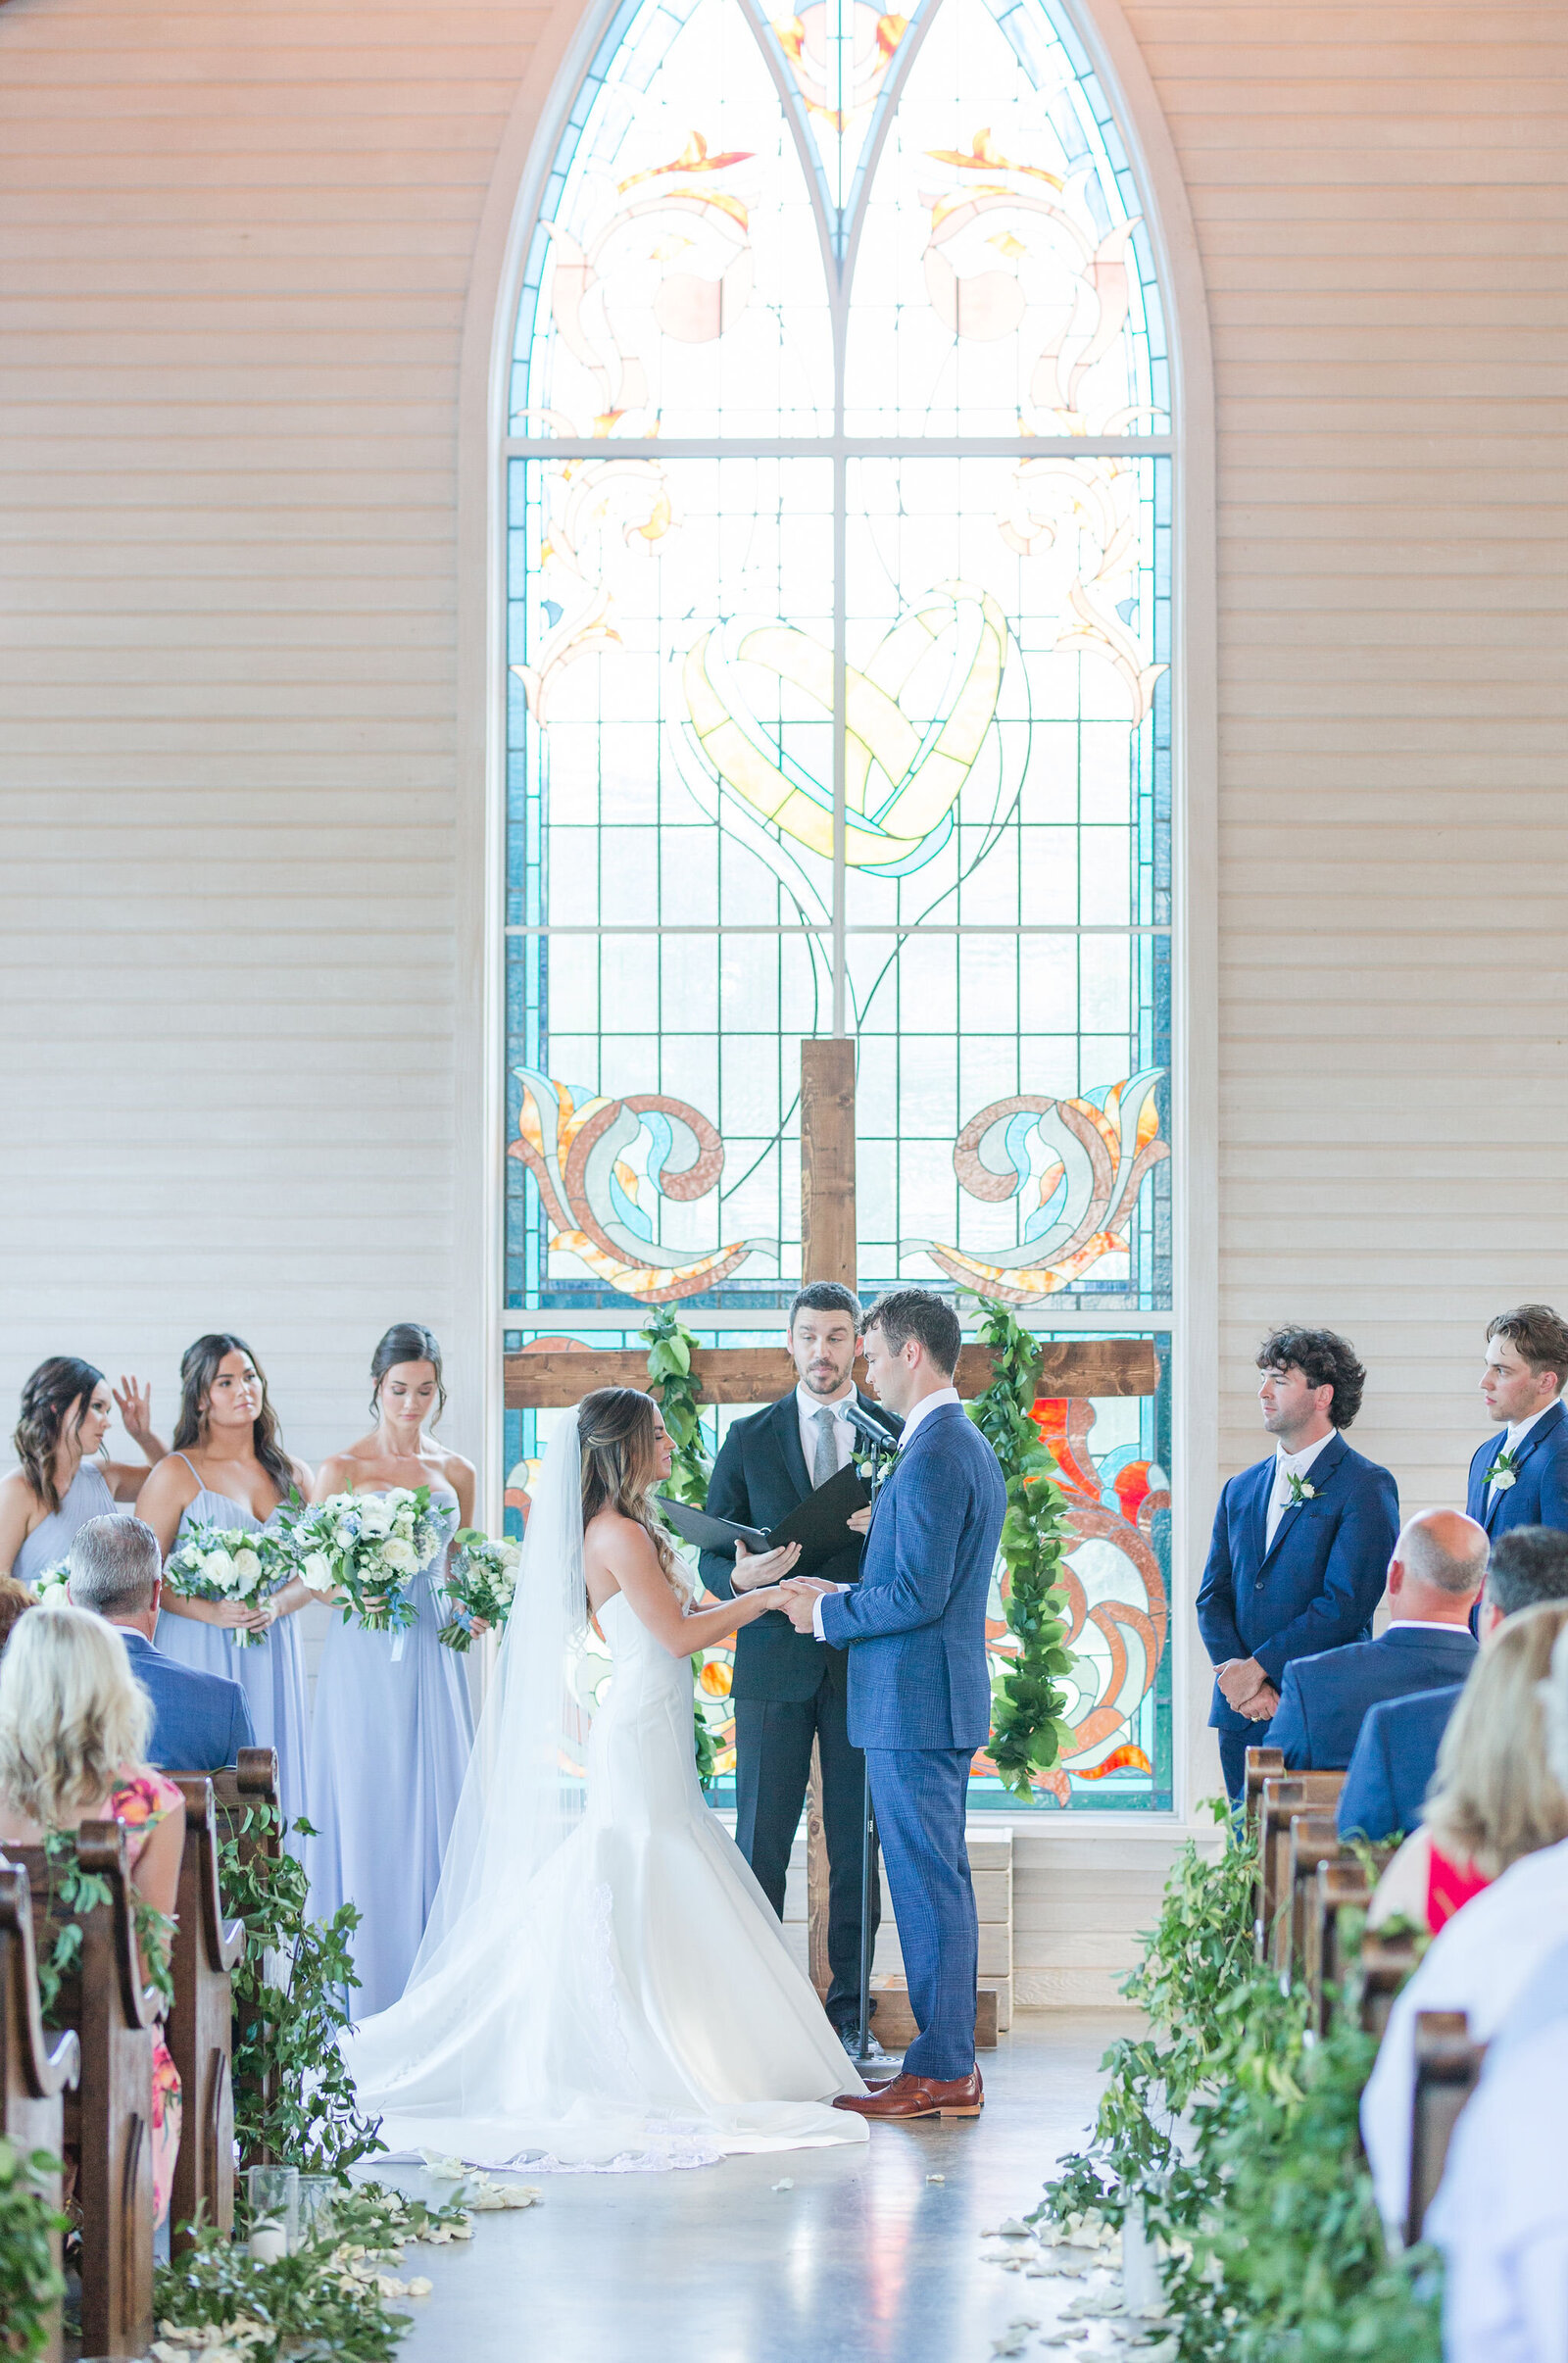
[12,1461,119,1585]
[307,1495,475,2018]
[153,1454,311,1830]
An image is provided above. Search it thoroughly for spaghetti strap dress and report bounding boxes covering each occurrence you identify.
[308,1494,475,2017]
[13,1462,119,1586]
[153,1455,310,1830]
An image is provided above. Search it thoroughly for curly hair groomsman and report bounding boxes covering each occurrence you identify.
[1466,1305,1568,1541]
[1197,1327,1400,1807]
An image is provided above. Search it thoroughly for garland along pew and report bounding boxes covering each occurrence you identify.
[12,1824,163,2360]
[206,1749,284,2168]
[167,1776,246,2251]
[1025,1789,1447,2361]
[0,1865,77,2363]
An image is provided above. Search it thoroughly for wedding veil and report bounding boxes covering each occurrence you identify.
[407,1407,588,1982]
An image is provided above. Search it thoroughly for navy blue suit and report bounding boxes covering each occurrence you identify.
[1267,1623,1477,1771]
[1465,1400,1568,1538]
[820,1403,1006,2082]
[1197,1432,1399,1804]
[119,1626,255,1771]
[1337,1683,1464,1842]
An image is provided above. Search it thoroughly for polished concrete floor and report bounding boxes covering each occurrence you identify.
[376,2010,1136,2363]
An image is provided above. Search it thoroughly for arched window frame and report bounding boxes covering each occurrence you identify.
[453,0,1218,1826]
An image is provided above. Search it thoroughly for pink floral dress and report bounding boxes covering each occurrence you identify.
[109,1771,183,2227]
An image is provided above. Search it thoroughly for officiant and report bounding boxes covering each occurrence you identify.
[700,1282,897,2059]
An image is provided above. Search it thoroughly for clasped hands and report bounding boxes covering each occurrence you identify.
[1215,1655,1280,1722]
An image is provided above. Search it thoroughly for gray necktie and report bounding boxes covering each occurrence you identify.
[811,1405,838,1488]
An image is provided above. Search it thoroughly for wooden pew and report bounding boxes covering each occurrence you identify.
[1407,2009,1484,2244]
[1254,1774,1347,1963]
[0,1868,79,2363]
[12,1826,160,2361]
[167,1777,246,2251]
[207,1750,281,2170]
[1281,1811,1344,1984]
[1304,1857,1373,2034]
[1243,1746,1284,1843]
[1357,1929,1421,2043]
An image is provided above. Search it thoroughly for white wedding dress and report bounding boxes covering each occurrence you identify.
[343,1414,866,2171]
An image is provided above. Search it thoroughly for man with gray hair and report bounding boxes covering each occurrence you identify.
[68,1515,254,1771]
[1265,1507,1485,1770]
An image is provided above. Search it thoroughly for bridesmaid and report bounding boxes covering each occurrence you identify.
[308,1322,475,2017]
[135,1335,314,1829]
[0,1358,167,1584]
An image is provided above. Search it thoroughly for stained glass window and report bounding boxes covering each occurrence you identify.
[503,0,1176,1811]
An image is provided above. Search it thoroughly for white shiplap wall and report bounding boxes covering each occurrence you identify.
[3,0,1563,1995]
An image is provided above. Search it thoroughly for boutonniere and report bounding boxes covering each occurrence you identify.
[1486,1448,1519,1491]
[1285,1473,1316,1508]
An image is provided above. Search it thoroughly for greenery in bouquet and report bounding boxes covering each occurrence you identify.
[284,1487,445,1637]
[438,1530,521,1652]
[163,1521,289,1646]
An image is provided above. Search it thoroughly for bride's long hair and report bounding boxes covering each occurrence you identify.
[578,1388,684,1598]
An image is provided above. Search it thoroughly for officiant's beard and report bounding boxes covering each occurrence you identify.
[789,1321,858,1403]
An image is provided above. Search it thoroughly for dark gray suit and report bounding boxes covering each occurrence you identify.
[700,1392,892,2031]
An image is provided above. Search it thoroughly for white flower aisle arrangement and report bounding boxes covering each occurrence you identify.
[282,1486,445,1636]
[438,1529,521,1652]
[163,1523,287,1647]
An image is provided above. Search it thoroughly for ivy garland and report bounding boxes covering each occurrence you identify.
[218,1806,385,2177]
[640,1308,719,1789]
[34,1827,174,2024]
[964,1299,1077,1798]
[0,2137,68,2362]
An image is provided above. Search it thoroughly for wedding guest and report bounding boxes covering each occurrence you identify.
[1361,1613,1568,2234]
[135,1335,313,1829]
[307,1323,476,2016]
[699,1282,894,2058]
[1196,1327,1399,1805]
[1466,1304,1568,1544]
[0,1607,185,2226]
[1425,1930,1568,2362]
[1266,1508,1483,1770]
[67,1515,254,1772]
[1366,1601,1568,1934]
[0,1357,166,1584]
[1340,1524,1568,1841]
[0,1579,33,1652]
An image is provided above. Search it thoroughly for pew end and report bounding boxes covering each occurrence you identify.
[1254,1773,1348,1966]
[1243,1748,1285,1844]
[1407,2009,1484,2246]
[1357,1930,1421,2043]
[168,1777,246,2252]
[1307,1858,1373,2035]
[0,1866,78,2363]
[1283,1812,1344,1988]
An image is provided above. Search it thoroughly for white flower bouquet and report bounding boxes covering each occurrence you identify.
[282,1486,445,1637]
[438,1529,521,1652]
[163,1522,284,1647]
[30,1560,71,1607]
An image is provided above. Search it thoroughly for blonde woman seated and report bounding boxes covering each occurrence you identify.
[0,1608,186,2226]
[1361,1600,1568,2232]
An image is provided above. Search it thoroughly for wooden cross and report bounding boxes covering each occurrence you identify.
[504,1040,1159,1992]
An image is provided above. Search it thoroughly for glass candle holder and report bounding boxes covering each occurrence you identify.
[246,2163,299,2261]
[295,2172,340,2248]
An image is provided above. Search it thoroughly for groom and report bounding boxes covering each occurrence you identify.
[780,1288,1005,2120]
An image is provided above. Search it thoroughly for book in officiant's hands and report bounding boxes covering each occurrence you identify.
[656,1460,872,1585]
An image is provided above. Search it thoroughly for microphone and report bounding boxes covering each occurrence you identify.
[843,1401,900,1452]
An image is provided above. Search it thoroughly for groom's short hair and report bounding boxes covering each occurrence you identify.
[864,1290,961,1377]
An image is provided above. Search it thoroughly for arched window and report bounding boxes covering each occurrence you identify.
[502,0,1175,1811]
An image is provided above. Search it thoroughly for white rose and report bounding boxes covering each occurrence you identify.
[358,1501,394,1538]
[202,1551,238,1589]
[301,1552,335,1594]
[232,1547,263,1592]
[379,1537,418,1576]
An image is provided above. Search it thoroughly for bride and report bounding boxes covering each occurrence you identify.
[344,1387,868,2168]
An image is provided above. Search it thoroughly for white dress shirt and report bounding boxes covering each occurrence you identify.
[1265,1429,1335,1550]
[808,1386,961,1640]
[796,1381,856,1484]
[1427,2017,1568,2363]
[1490,1403,1551,1499]
[1360,1834,1568,2233]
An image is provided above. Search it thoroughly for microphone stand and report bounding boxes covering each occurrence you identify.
[850,1420,897,2076]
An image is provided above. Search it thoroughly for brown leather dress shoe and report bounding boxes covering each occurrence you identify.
[833,2067,983,2120]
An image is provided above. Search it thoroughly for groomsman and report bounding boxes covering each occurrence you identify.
[1466,1304,1568,1540]
[700,1283,895,2056]
[1197,1326,1400,1806]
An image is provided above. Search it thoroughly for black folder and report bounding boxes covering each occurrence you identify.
[657,1459,873,1584]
